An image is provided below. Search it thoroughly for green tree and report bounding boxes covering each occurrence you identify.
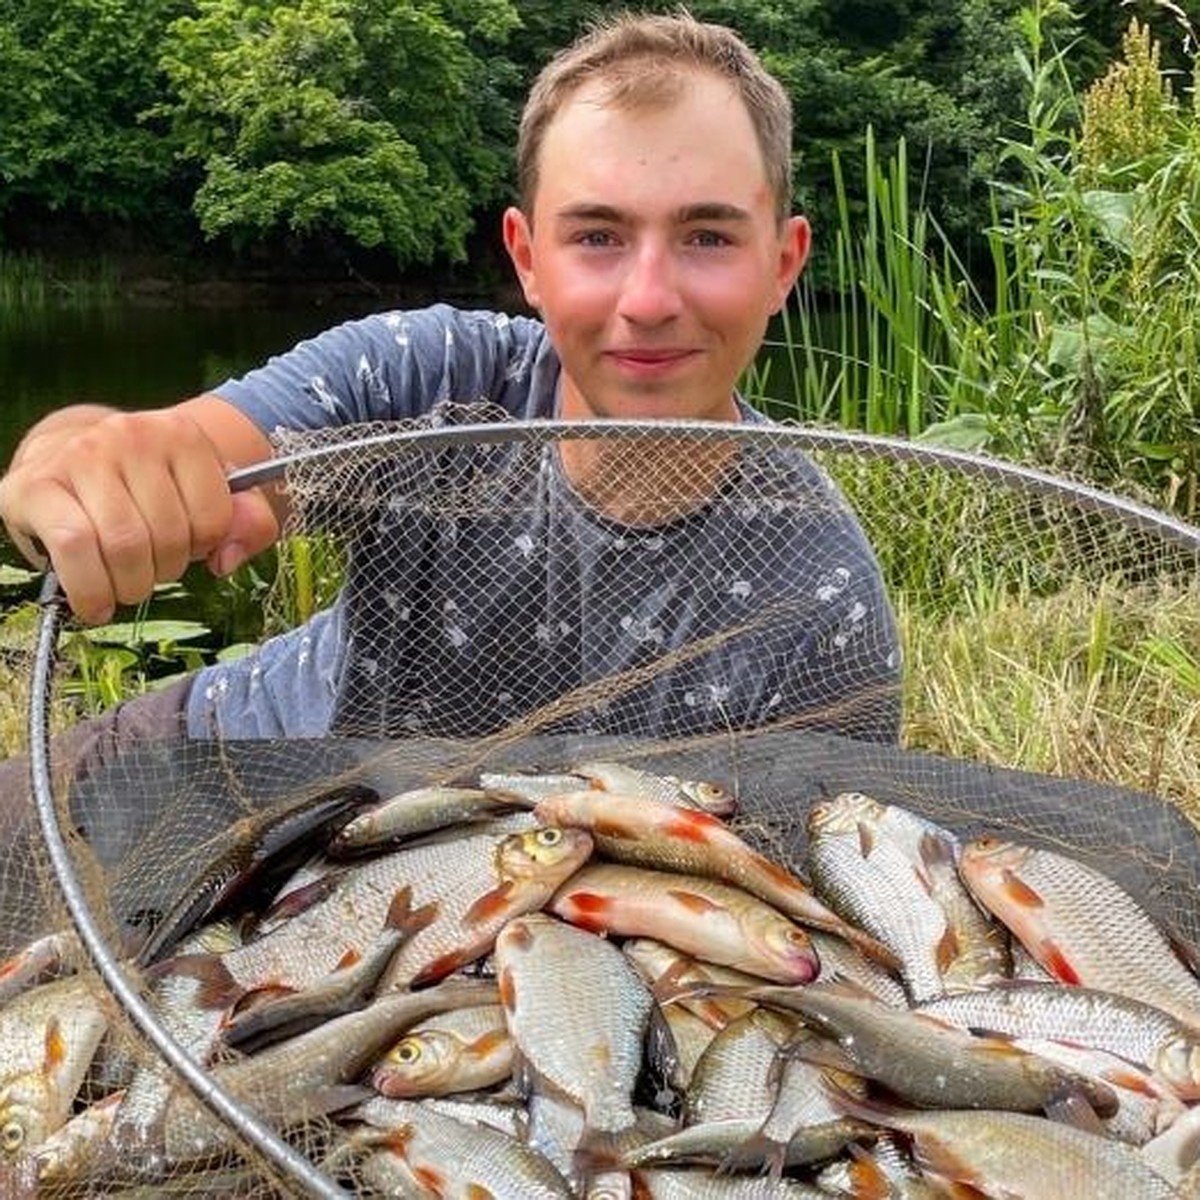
[0,0,185,225]
[157,0,519,264]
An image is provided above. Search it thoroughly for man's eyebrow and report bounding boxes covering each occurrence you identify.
[553,202,752,224]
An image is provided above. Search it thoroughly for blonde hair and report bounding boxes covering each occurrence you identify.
[516,11,794,223]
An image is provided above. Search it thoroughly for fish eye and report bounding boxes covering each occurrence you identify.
[1,1120,24,1155]
[535,827,564,847]
[390,1039,423,1065]
[784,928,809,946]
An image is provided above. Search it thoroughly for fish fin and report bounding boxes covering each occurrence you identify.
[934,925,961,974]
[840,1146,894,1200]
[260,869,348,924]
[665,889,724,916]
[498,966,517,1013]
[1036,939,1082,985]
[1000,867,1045,908]
[407,951,473,988]
[229,982,296,1013]
[661,809,723,843]
[1099,1066,1159,1097]
[43,1015,66,1073]
[147,952,243,1010]
[575,1124,642,1182]
[554,891,613,934]
[395,898,440,941]
[717,1132,784,1179]
[855,821,876,858]
[1043,1086,1110,1131]
[464,1027,510,1058]
[462,880,517,926]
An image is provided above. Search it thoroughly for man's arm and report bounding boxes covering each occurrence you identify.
[0,394,280,625]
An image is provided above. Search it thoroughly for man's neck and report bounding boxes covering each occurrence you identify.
[557,419,742,526]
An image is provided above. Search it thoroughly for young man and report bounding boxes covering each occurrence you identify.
[0,13,900,754]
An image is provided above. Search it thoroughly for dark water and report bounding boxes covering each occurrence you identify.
[0,299,388,468]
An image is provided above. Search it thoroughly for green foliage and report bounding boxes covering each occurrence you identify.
[0,0,185,223]
[156,0,519,263]
[747,1,1200,520]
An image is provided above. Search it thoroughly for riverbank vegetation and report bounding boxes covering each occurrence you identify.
[3,1,1200,815]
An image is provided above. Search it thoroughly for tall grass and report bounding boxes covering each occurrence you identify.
[749,2,1200,518]
[0,251,120,308]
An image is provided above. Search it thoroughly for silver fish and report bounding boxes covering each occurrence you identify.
[495,913,654,1146]
[959,835,1200,1027]
[806,792,956,1002]
[341,1095,573,1198]
[916,980,1200,1099]
[735,981,1118,1114]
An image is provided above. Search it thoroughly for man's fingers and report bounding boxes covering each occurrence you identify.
[207,491,280,577]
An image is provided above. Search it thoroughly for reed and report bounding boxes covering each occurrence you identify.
[0,252,120,308]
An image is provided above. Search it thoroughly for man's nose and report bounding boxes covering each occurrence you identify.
[617,242,682,324]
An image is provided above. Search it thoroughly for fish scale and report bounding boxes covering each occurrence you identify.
[805,792,950,1001]
[495,913,654,1138]
[197,815,589,996]
[959,836,1200,1027]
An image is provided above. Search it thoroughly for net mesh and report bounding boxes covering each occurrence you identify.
[4,410,1200,1194]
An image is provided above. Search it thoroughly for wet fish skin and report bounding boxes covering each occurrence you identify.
[550,863,819,984]
[30,1089,123,1185]
[379,822,595,991]
[371,1003,512,1099]
[916,980,1200,1099]
[495,913,654,1142]
[342,1095,573,1198]
[959,835,1200,1026]
[136,782,378,966]
[825,1082,1177,1199]
[219,886,438,1053]
[622,938,760,1030]
[629,1167,833,1197]
[535,789,895,966]
[1010,1035,1187,1146]
[327,785,527,856]
[571,762,738,817]
[156,977,499,1168]
[0,931,81,1008]
[730,980,1119,1115]
[805,792,955,1002]
[191,817,588,1001]
[683,1009,793,1127]
[0,978,109,1163]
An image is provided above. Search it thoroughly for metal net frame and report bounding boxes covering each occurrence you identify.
[15,415,1200,1195]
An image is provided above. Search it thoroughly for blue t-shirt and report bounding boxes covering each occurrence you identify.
[186,304,901,743]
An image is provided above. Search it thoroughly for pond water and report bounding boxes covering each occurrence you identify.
[0,298,390,468]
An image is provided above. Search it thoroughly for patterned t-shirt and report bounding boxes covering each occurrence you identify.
[186,304,902,742]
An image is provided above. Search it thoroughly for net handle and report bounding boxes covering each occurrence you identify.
[28,572,351,1198]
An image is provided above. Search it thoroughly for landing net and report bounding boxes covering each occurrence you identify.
[8,409,1200,1195]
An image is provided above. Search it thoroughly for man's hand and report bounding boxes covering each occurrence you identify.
[0,399,279,625]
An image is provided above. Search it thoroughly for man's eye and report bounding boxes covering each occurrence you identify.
[690,230,730,247]
[577,230,617,247]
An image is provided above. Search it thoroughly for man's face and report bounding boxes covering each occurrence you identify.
[504,71,810,423]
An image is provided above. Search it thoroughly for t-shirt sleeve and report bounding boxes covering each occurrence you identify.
[184,602,347,739]
[211,304,555,434]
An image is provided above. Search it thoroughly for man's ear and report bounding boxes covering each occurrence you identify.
[502,207,541,310]
[770,215,811,314]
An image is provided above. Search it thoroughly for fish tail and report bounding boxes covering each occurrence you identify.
[575,1123,643,1182]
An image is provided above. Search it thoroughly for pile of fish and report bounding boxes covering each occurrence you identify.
[2,759,1200,1197]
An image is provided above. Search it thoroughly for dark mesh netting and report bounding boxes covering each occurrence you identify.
[6,413,1200,1195]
